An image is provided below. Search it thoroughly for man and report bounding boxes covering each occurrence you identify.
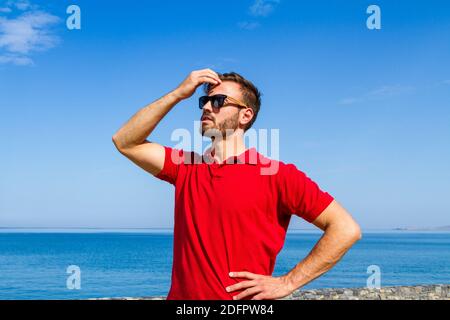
[112,69,362,300]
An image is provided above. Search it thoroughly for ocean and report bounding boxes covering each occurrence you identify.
[0,230,449,300]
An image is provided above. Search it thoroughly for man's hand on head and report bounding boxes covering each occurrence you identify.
[173,69,222,100]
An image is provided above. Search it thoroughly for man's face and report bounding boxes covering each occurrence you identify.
[200,81,244,138]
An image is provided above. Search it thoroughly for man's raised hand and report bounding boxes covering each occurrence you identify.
[173,69,222,100]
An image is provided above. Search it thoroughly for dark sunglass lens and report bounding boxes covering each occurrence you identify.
[212,97,221,108]
[213,95,226,109]
[199,96,208,109]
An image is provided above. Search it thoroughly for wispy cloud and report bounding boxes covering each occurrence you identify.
[237,21,260,30]
[249,0,280,17]
[0,53,33,65]
[442,80,450,85]
[368,85,414,97]
[339,97,361,105]
[196,57,239,72]
[2,0,35,12]
[339,84,414,105]
[238,0,280,30]
[0,1,60,66]
[13,0,32,11]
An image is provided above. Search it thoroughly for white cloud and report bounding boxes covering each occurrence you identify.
[249,0,280,17]
[442,80,450,85]
[0,53,33,65]
[0,11,60,54]
[0,7,12,13]
[237,21,260,30]
[238,0,279,30]
[14,0,32,11]
[0,3,60,66]
[5,0,33,11]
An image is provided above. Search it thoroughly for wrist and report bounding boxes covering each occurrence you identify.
[169,88,185,102]
[283,273,299,293]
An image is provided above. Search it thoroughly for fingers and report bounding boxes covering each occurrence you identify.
[226,280,257,293]
[251,293,265,300]
[176,68,221,99]
[199,68,221,80]
[198,74,221,86]
[229,271,260,280]
[193,69,222,84]
[233,286,262,300]
[227,272,265,299]
[226,274,294,300]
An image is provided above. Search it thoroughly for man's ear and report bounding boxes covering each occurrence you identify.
[241,108,254,128]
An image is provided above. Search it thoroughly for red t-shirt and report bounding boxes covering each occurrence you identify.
[155,146,333,300]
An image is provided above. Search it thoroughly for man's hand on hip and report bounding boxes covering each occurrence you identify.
[226,271,296,300]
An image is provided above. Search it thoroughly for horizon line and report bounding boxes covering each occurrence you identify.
[0,226,448,231]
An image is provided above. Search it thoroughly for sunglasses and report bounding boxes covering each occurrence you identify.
[199,94,248,110]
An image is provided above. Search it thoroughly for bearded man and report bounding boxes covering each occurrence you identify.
[112,69,361,300]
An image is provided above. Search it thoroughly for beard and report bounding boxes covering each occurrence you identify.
[201,112,240,138]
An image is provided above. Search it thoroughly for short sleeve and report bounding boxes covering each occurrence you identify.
[155,146,184,185]
[278,163,334,222]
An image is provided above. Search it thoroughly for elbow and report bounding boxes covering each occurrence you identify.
[112,133,125,151]
[349,222,362,243]
[112,134,120,148]
[332,219,361,244]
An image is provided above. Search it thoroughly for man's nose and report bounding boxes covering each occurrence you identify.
[202,101,213,112]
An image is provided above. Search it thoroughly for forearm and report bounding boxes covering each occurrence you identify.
[285,223,361,291]
[112,90,182,150]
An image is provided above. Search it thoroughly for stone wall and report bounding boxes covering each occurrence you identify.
[283,284,450,300]
[100,284,450,300]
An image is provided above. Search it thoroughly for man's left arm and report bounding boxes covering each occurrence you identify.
[227,200,362,300]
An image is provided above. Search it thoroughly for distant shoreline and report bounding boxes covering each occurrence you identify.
[1,225,449,231]
[393,226,450,231]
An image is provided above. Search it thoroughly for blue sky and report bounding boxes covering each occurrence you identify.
[0,0,449,229]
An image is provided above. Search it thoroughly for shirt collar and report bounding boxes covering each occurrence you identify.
[202,147,259,165]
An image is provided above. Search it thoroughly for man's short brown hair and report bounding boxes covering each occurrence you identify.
[204,72,261,131]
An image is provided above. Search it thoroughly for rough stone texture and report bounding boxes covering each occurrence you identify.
[94,284,450,300]
[282,284,450,300]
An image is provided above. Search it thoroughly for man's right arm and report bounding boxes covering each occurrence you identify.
[112,69,222,176]
[112,91,181,176]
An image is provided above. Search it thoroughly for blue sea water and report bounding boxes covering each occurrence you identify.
[0,230,449,300]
